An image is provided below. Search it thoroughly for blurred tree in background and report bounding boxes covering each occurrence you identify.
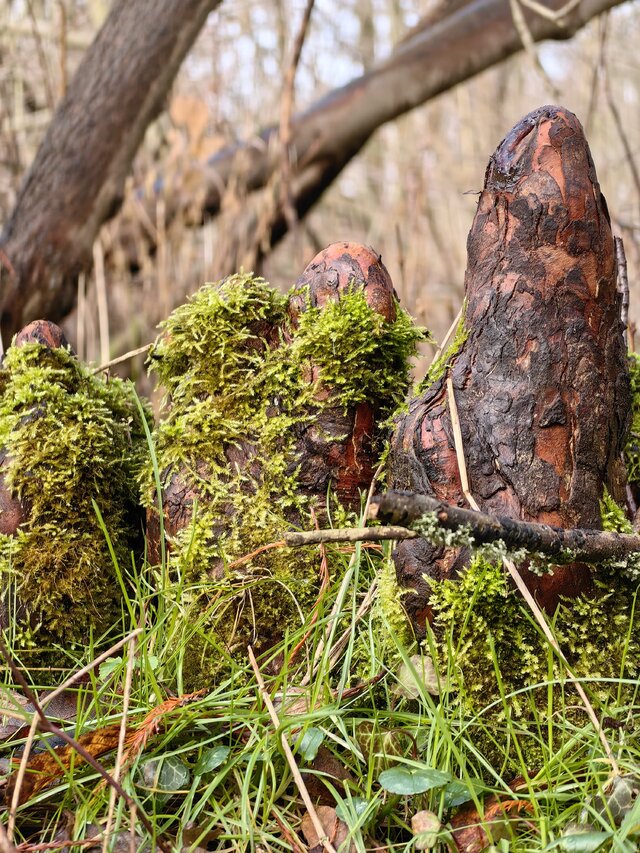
[0,0,638,388]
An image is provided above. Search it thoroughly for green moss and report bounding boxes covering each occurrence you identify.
[419,308,468,391]
[145,274,425,686]
[624,353,640,484]
[429,552,639,767]
[375,554,413,648]
[600,487,640,582]
[0,344,151,678]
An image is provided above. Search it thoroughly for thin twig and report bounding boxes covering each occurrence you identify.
[227,540,286,570]
[447,376,478,509]
[5,628,144,835]
[0,817,18,853]
[368,491,640,564]
[502,553,619,774]
[102,634,137,853]
[615,236,629,338]
[604,67,640,223]
[92,344,152,375]
[247,646,338,853]
[0,637,171,853]
[16,837,103,851]
[288,507,330,665]
[42,628,144,711]
[284,526,416,546]
[93,239,110,368]
[428,306,462,373]
[518,0,582,22]
[25,0,55,110]
[325,580,378,671]
[509,0,560,98]
[300,463,384,686]
[278,0,315,233]
[8,716,39,839]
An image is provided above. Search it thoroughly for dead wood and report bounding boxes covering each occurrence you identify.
[386,105,630,632]
[0,0,625,333]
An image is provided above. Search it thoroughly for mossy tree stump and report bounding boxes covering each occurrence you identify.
[143,243,423,682]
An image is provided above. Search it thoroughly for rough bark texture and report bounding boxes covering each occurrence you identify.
[387,105,630,633]
[0,0,220,341]
[148,243,398,562]
[288,243,397,503]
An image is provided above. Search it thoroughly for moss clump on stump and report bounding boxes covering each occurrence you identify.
[144,272,424,686]
[0,341,151,678]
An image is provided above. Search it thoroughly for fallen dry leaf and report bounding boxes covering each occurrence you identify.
[450,797,533,852]
[6,690,204,806]
[300,805,356,853]
[6,723,124,805]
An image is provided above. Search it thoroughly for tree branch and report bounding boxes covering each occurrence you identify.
[0,0,220,339]
[198,0,628,248]
[284,490,640,565]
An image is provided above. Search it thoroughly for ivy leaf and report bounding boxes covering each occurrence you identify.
[297,728,324,761]
[378,766,452,795]
[194,745,230,775]
[140,755,190,804]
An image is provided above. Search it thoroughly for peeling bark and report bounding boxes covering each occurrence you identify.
[387,105,630,633]
[288,243,397,503]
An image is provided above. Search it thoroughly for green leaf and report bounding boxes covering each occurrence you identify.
[297,728,324,761]
[557,832,613,852]
[98,656,122,679]
[335,797,370,825]
[443,781,473,807]
[378,766,452,795]
[140,755,190,804]
[194,745,231,775]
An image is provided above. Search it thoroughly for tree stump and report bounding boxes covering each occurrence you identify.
[387,105,630,634]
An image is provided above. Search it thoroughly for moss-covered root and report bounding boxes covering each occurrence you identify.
[144,248,425,686]
[290,242,418,503]
[0,320,152,680]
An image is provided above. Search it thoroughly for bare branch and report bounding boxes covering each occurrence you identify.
[284,491,640,565]
[369,491,640,564]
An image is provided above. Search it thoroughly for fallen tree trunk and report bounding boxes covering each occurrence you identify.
[0,0,220,342]
[387,104,630,632]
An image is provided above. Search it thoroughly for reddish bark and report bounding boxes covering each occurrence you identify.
[148,243,397,560]
[290,243,397,503]
[387,105,630,633]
